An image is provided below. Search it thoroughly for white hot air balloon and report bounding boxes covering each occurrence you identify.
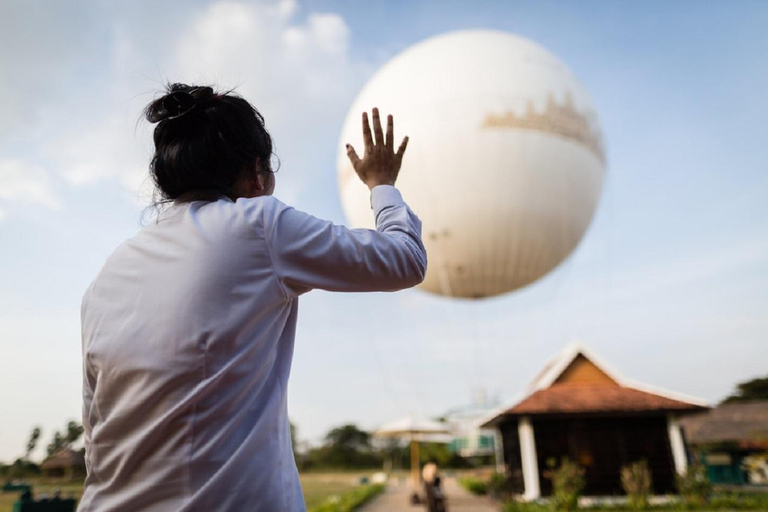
[337,30,606,299]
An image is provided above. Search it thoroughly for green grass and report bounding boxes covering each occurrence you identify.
[301,472,369,509]
[308,484,385,512]
[1,473,380,512]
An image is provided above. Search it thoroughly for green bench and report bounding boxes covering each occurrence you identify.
[12,497,76,512]
[2,482,32,493]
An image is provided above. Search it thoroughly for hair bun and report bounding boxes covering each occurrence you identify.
[145,84,216,124]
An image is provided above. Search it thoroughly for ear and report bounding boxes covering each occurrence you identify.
[252,160,266,192]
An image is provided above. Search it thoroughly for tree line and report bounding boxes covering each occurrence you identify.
[292,423,476,472]
[0,421,84,479]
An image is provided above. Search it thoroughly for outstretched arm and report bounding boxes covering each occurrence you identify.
[263,108,426,297]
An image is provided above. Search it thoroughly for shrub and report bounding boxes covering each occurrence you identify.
[503,500,551,512]
[707,491,768,510]
[676,463,712,508]
[488,471,514,499]
[5,458,41,479]
[459,476,488,495]
[620,460,652,509]
[549,458,585,511]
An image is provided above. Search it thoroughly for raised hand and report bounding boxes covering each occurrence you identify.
[346,108,409,190]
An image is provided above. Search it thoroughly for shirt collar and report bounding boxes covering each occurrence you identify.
[173,191,234,205]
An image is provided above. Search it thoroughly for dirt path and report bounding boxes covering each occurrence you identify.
[359,476,499,512]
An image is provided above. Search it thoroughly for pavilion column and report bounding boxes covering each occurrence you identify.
[667,414,688,475]
[494,428,506,474]
[518,416,541,501]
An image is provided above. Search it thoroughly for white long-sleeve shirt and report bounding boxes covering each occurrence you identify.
[78,185,426,511]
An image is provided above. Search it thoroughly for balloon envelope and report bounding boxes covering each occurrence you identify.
[337,30,606,299]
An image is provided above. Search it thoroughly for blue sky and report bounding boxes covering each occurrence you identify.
[1,0,767,462]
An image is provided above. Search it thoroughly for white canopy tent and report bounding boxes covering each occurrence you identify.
[373,416,452,490]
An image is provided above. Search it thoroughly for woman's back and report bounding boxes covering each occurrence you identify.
[80,197,305,511]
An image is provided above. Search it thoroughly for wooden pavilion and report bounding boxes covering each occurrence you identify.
[481,343,708,500]
[679,401,768,485]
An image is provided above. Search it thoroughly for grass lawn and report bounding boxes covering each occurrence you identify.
[1,472,375,512]
[300,472,369,509]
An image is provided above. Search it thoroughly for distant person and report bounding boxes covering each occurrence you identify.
[423,460,446,512]
[78,83,426,511]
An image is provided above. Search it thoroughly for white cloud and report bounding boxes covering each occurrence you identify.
[0,159,60,214]
[51,112,154,205]
[0,2,95,136]
[172,0,356,108]
[274,0,298,20]
[35,0,363,208]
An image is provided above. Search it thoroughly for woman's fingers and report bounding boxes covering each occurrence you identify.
[360,109,404,160]
[346,144,361,168]
[396,136,409,161]
[362,112,373,151]
[372,108,384,146]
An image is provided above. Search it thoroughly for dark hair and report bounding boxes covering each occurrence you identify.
[143,83,275,204]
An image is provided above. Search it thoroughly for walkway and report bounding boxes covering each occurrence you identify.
[360,476,499,512]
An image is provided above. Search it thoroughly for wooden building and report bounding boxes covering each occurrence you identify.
[680,401,768,485]
[481,343,708,500]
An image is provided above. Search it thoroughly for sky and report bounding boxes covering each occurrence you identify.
[1,0,767,463]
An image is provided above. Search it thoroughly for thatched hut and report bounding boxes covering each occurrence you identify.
[41,448,85,480]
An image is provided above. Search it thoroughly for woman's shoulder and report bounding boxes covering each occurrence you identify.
[230,194,297,224]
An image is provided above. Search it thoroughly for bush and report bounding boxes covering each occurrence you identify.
[549,458,585,511]
[707,491,768,510]
[502,490,768,511]
[4,458,41,479]
[503,500,551,512]
[459,476,488,495]
[309,484,385,512]
[676,463,712,507]
[488,471,514,499]
[620,460,652,509]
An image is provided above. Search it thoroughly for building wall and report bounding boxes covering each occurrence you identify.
[498,415,680,496]
[533,415,677,495]
[554,354,616,386]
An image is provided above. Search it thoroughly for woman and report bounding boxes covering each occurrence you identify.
[78,83,426,511]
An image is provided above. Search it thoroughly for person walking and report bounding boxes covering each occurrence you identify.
[423,461,447,512]
[78,83,426,511]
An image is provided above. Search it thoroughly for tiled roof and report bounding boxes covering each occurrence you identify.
[502,383,706,416]
[41,448,85,470]
[679,401,768,446]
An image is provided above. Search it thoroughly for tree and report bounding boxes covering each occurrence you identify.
[65,421,84,445]
[304,424,382,470]
[47,432,66,457]
[25,427,42,460]
[290,421,303,469]
[7,458,40,479]
[46,421,84,457]
[722,375,768,403]
[324,424,371,452]
[290,422,298,449]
